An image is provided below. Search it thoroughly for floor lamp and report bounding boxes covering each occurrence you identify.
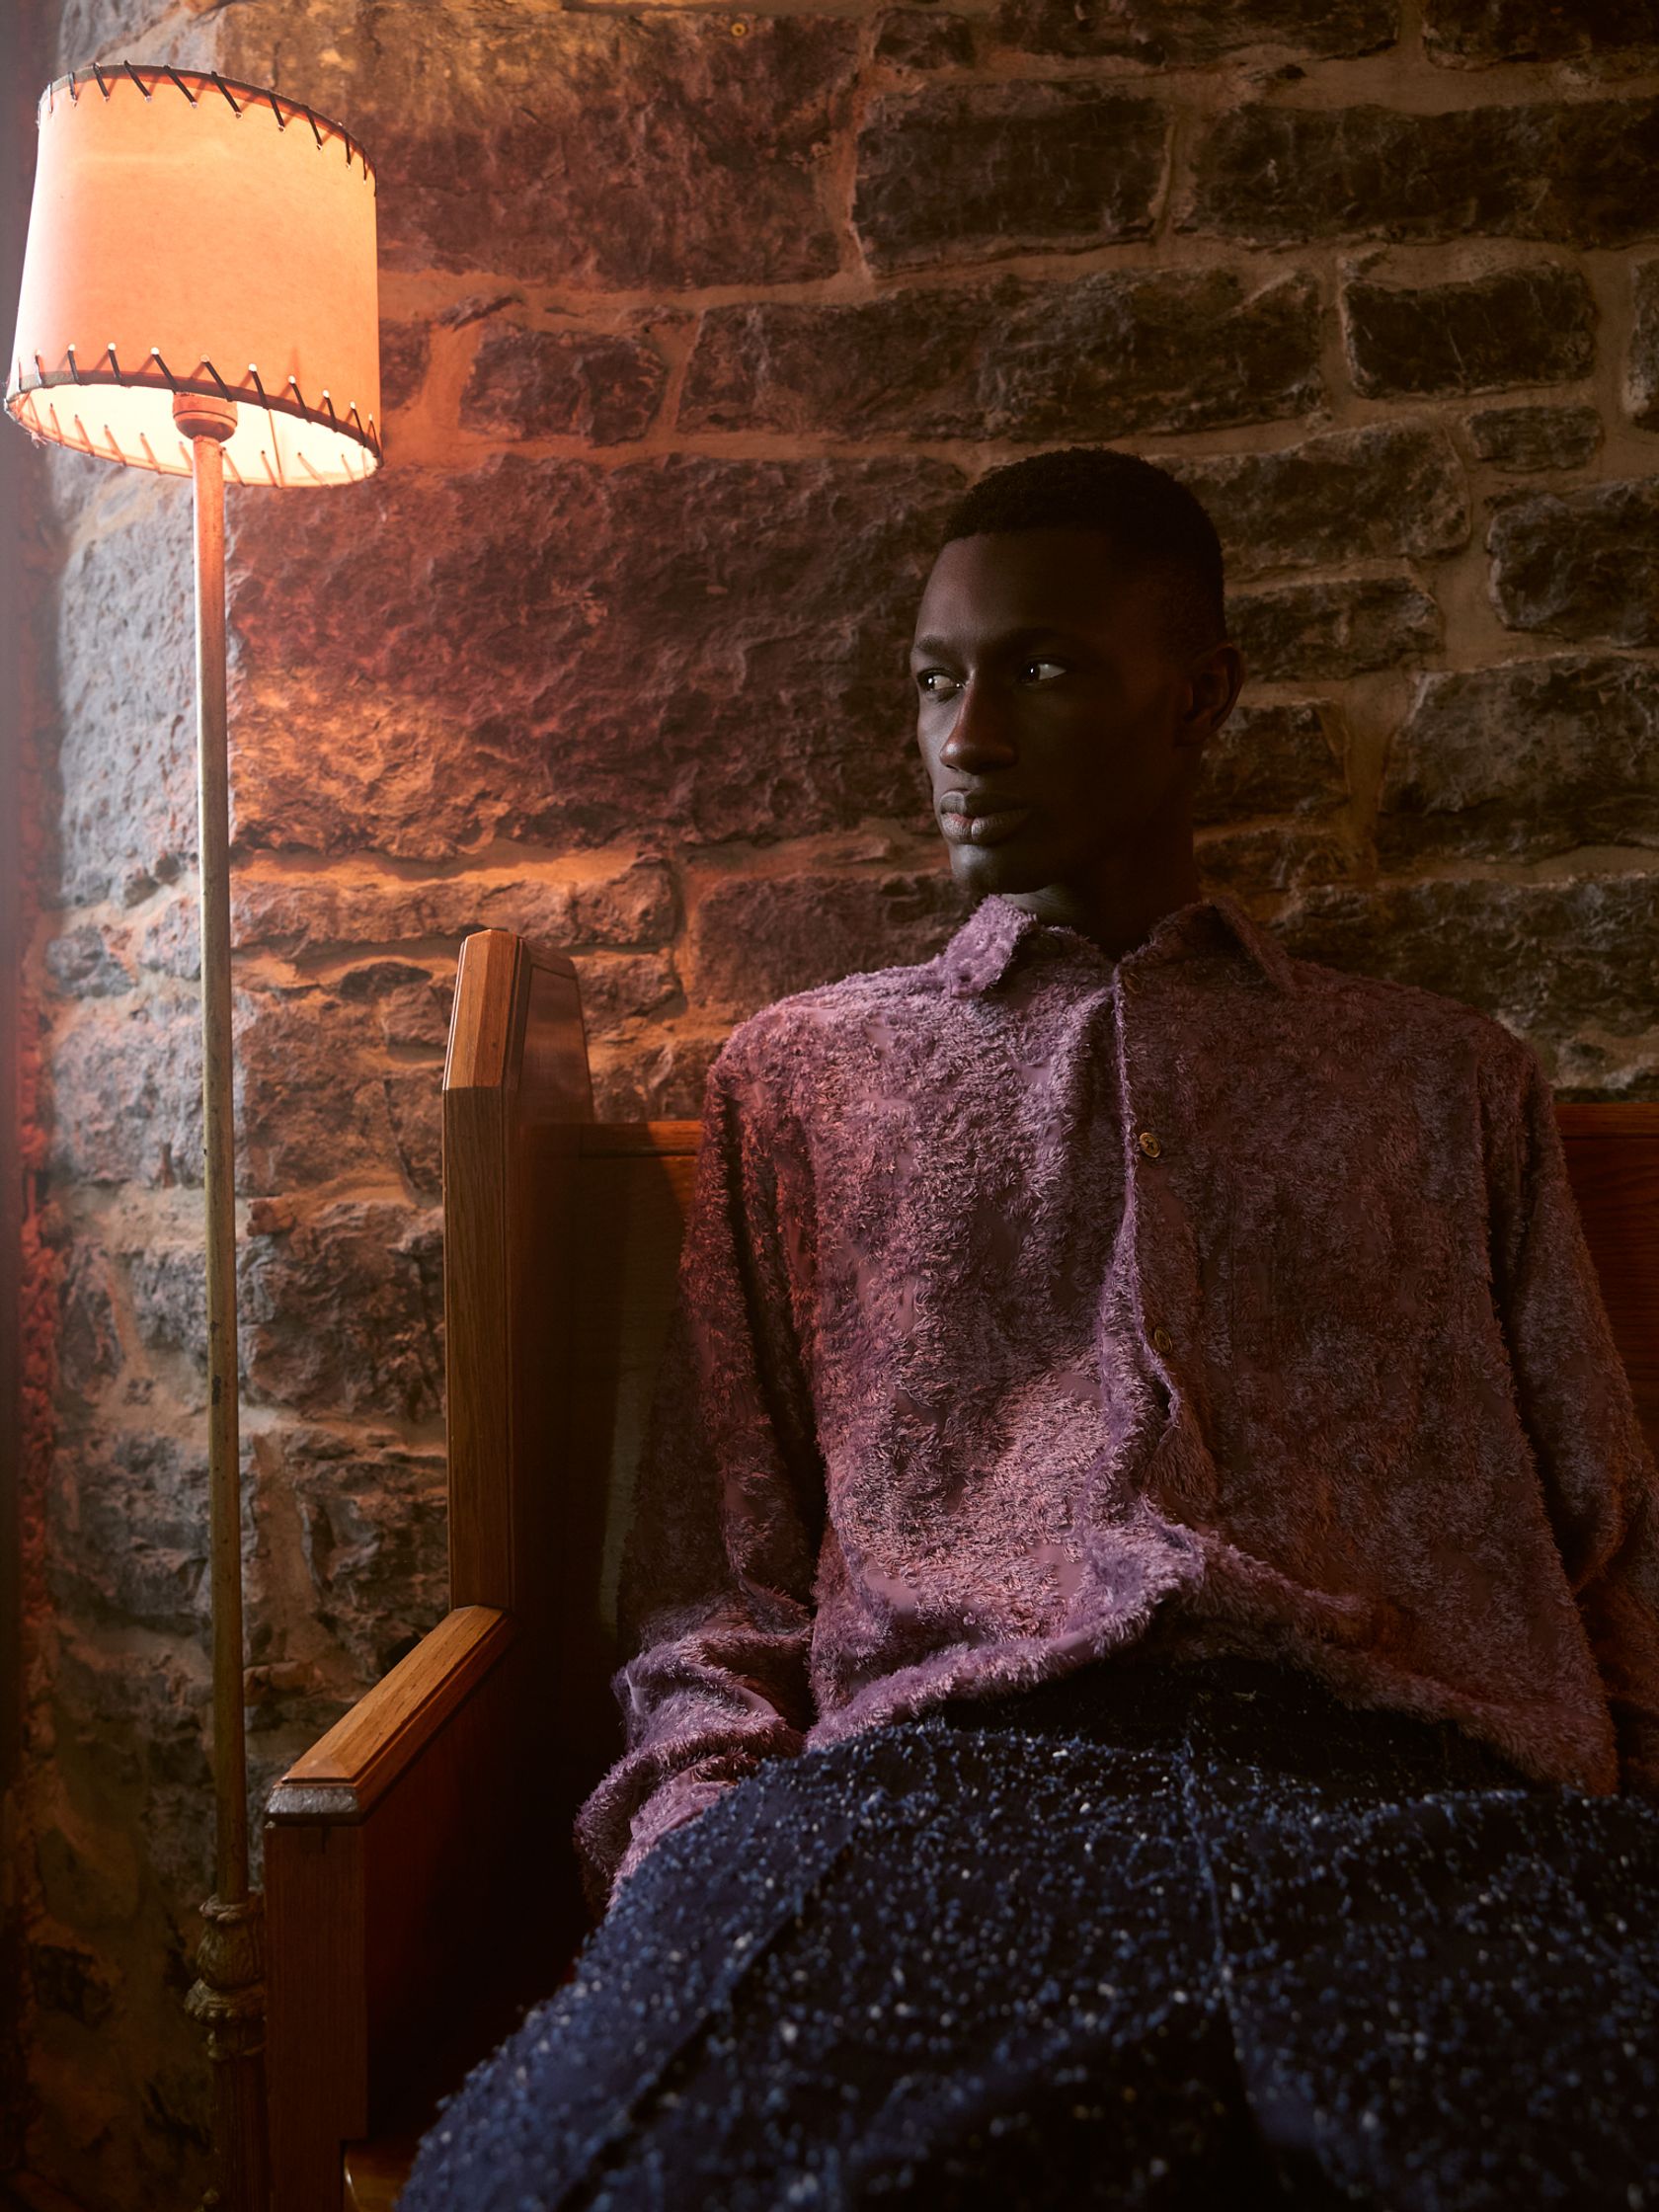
[6,62,381,2212]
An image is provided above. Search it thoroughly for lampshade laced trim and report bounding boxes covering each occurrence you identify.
[42,61,376,184]
[9,348,381,484]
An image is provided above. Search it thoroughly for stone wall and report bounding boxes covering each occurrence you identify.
[15,0,1659,2202]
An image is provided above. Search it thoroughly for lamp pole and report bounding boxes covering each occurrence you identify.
[175,388,268,2212]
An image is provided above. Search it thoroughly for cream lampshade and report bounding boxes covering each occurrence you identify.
[5,59,381,2212]
[6,61,379,481]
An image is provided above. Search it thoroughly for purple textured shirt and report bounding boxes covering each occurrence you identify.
[574,890,1659,1914]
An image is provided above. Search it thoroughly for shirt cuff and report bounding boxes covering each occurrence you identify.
[611,1772,745,1899]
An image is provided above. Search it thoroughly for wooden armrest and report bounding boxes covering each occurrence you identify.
[268,1604,514,1823]
[266,1605,571,2211]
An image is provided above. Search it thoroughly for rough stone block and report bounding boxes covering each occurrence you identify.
[1192,701,1347,827]
[47,988,407,1196]
[679,270,1322,441]
[30,442,113,546]
[333,960,453,1051]
[378,321,432,416]
[1197,822,1360,895]
[123,1203,444,1422]
[32,1722,149,1928]
[231,859,676,961]
[460,321,670,444]
[994,0,1397,62]
[45,897,201,997]
[1162,423,1469,578]
[233,987,410,1193]
[226,455,961,864]
[1277,875,1658,1072]
[53,1247,122,1415]
[590,1031,729,1124]
[54,476,196,908]
[242,1203,444,1421]
[1342,264,1596,398]
[48,1432,209,1636]
[853,82,1167,272]
[134,895,201,983]
[117,1235,205,1396]
[48,1648,208,1828]
[1184,98,1659,249]
[1379,655,1659,863]
[690,870,966,1015]
[384,1066,443,1198]
[280,1428,449,1678]
[48,999,201,1191]
[1488,479,1659,644]
[30,1941,115,2029]
[1625,259,1659,428]
[52,0,208,70]
[214,7,858,289]
[1423,0,1659,66]
[573,953,681,1032]
[57,1246,125,1396]
[1231,579,1441,679]
[876,10,977,68]
[45,925,131,998]
[1466,404,1602,471]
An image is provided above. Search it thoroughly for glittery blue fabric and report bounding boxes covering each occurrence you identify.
[400,1656,1659,2209]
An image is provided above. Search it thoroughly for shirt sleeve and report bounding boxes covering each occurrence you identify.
[1486,1039,1659,1800]
[573,1027,826,1918]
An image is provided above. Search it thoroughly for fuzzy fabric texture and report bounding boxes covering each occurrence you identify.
[573,890,1659,1918]
[411,1655,1659,2209]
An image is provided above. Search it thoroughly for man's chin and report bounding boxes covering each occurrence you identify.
[944,840,1049,894]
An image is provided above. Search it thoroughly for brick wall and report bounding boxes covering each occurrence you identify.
[16,0,1659,2201]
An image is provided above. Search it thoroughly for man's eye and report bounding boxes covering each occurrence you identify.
[916,671,961,699]
[1019,660,1066,683]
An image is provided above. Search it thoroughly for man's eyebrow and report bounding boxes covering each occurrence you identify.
[908,624,1084,660]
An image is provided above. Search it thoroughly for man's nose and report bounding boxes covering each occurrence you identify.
[940,675,1016,759]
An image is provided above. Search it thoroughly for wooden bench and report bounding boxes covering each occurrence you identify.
[263,926,1659,2211]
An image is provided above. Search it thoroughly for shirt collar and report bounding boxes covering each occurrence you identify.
[938,889,1297,1000]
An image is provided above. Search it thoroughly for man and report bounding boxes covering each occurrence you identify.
[404,449,1659,2211]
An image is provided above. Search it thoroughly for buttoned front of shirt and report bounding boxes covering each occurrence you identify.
[574,889,1659,1914]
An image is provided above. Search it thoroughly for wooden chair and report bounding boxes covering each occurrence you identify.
[263,926,1659,2212]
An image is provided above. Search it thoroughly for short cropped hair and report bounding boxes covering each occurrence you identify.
[939,446,1226,664]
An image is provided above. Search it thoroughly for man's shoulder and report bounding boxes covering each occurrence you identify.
[745,947,941,1027]
[1282,939,1535,1077]
[704,948,945,1104]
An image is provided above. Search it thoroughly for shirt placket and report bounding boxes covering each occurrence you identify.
[1115,953,1219,1525]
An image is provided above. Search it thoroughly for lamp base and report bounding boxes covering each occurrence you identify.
[186,1891,269,2212]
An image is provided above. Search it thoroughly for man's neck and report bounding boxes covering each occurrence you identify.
[998,862,1206,966]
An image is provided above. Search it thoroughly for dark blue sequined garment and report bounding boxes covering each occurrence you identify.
[399,1656,1659,2210]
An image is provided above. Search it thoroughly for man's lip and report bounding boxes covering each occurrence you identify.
[939,805,1031,845]
[938,797,1028,818]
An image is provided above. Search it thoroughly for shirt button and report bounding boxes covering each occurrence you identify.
[1137,1130,1162,1158]
[1152,1324,1174,1356]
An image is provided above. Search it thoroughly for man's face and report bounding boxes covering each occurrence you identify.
[909,528,1236,901]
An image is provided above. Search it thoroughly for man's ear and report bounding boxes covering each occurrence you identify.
[1182,640,1245,742]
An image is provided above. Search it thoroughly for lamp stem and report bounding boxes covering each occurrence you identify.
[177,399,270,2212]
[193,424,245,1911]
